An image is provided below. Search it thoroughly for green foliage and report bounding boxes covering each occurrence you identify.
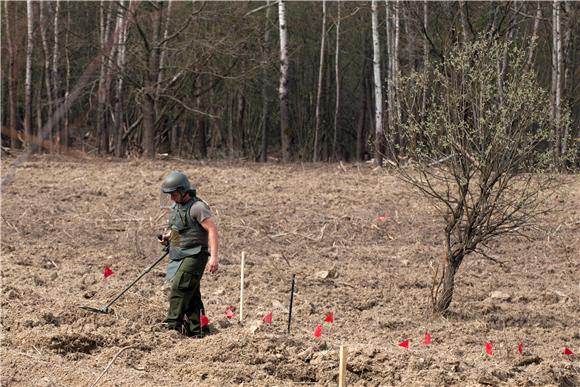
[402,37,556,173]
[398,36,561,261]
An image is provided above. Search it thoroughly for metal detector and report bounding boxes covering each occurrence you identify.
[80,250,169,314]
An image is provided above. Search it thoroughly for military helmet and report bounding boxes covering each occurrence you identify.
[161,171,193,193]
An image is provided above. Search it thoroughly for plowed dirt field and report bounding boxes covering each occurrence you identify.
[1,153,578,386]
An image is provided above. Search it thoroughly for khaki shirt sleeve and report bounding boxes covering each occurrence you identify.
[189,200,213,224]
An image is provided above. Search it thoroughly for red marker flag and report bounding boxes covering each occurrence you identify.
[485,342,493,356]
[262,311,273,324]
[103,266,113,278]
[200,314,209,328]
[398,340,409,349]
[517,342,523,354]
[424,332,431,346]
[313,324,322,338]
[226,309,235,319]
[324,311,334,323]
[563,347,574,355]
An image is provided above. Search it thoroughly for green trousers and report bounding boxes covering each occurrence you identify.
[165,253,209,336]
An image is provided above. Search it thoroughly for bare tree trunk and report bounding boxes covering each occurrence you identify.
[371,0,384,166]
[114,0,129,158]
[552,0,562,163]
[417,0,429,153]
[561,1,573,157]
[194,90,207,159]
[63,3,71,149]
[97,1,112,154]
[332,0,341,161]
[385,0,393,157]
[52,0,60,101]
[432,257,460,314]
[142,2,163,159]
[459,1,470,44]
[498,4,517,106]
[39,2,54,150]
[237,91,245,157]
[313,0,327,162]
[226,93,233,158]
[393,0,401,149]
[356,60,368,161]
[52,0,61,150]
[155,0,172,116]
[4,1,20,148]
[526,1,542,70]
[421,0,428,119]
[260,0,272,162]
[278,0,291,162]
[24,0,34,148]
[170,122,179,154]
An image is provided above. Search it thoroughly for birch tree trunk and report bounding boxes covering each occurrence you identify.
[97,1,113,154]
[52,0,61,150]
[278,0,291,162]
[371,0,384,166]
[393,1,401,150]
[4,1,20,148]
[499,3,522,105]
[39,2,54,148]
[259,0,272,162]
[63,3,71,148]
[385,0,393,155]
[526,1,542,70]
[552,0,562,162]
[332,0,341,161]
[561,1,573,157]
[114,0,129,158]
[52,1,60,101]
[313,0,327,162]
[459,1,470,44]
[421,0,428,119]
[155,0,172,116]
[24,0,34,147]
[417,0,428,152]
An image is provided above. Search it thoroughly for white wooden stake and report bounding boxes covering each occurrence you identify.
[339,345,347,387]
[239,251,245,324]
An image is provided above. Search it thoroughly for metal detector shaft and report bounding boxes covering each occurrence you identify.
[99,251,169,312]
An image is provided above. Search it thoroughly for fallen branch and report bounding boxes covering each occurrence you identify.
[90,346,134,387]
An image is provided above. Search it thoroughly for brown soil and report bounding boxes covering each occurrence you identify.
[1,153,579,386]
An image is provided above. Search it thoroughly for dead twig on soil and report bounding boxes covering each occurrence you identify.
[231,224,260,236]
[289,224,328,242]
[1,215,20,234]
[90,346,134,387]
[94,218,146,223]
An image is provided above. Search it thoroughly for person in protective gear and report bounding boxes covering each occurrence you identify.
[159,171,219,337]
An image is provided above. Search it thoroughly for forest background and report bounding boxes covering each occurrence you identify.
[1,1,578,165]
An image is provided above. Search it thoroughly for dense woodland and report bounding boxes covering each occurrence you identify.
[1,1,578,164]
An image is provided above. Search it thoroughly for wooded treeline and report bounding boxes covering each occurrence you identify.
[1,1,578,164]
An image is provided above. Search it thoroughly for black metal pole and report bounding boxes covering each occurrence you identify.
[101,251,169,311]
[287,274,295,335]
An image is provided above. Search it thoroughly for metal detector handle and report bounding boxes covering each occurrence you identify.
[102,251,169,311]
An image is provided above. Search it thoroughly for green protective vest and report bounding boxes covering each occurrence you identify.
[167,197,209,262]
